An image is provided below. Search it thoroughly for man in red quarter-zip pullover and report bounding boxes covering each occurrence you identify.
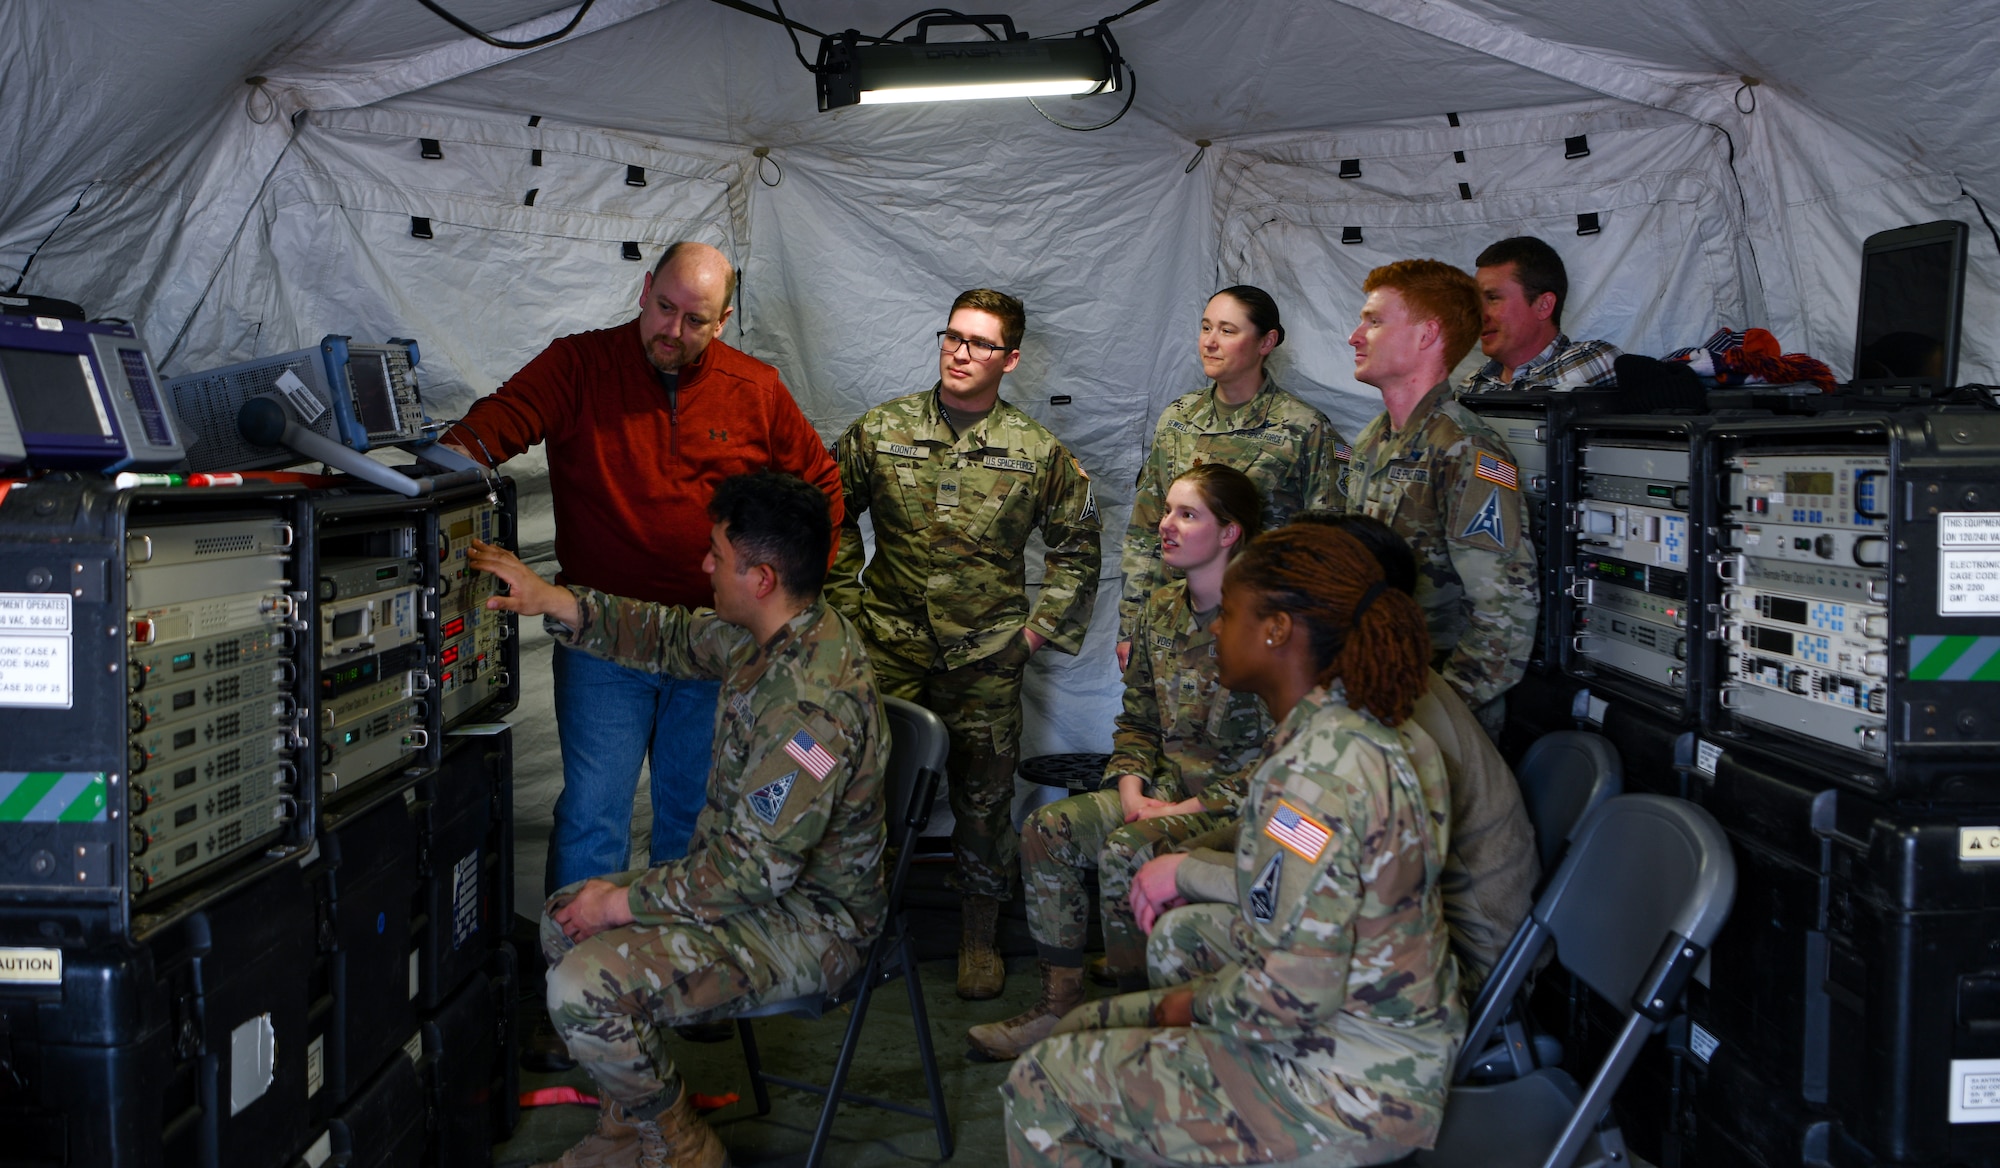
[446,241,843,899]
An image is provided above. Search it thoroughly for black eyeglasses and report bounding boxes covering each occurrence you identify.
[937,331,1011,360]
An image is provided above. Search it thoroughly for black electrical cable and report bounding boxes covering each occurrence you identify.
[1029,63,1137,131]
[766,0,821,72]
[6,182,93,295]
[414,0,599,50]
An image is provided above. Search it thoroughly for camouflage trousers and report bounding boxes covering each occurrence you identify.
[539,872,860,1112]
[868,638,1029,899]
[1021,789,1221,975]
[1002,904,1410,1167]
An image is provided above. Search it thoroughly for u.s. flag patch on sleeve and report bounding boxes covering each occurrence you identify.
[1263,799,1332,862]
[1473,451,1519,490]
[784,729,839,781]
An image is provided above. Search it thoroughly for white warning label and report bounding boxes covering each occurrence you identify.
[1952,1058,2000,1122]
[1942,550,2000,615]
[1940,513,2000,547]
[0,592,72,709]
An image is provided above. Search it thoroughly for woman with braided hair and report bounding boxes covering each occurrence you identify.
[1002,524,1462,1168]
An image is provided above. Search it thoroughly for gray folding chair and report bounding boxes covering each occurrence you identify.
[1514,731,1623,875]
[1414,794,1737,1168]
[727,695,954,1166]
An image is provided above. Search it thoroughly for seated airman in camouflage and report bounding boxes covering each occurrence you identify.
[1003,525,1462,1168]
[468,472,885,1168]
[967,464,1271,1061]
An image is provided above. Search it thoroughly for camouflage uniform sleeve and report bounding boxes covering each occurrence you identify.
[1298,415,1349,514]
[1436,435,1538,706]
[825,419,872,621]
[1104,606,1167,792]
[1193,721,1264,815]
[1116,417,1175,642]
[561,587,734,679]
[624,692,872,924]
[1025,444,1102,656]
[1187,731,1384,1041]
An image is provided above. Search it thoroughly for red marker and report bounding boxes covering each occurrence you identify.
[186,473,245,487]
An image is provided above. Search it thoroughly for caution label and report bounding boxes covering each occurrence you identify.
[0,947,62,984]
[1961,827,2000,861]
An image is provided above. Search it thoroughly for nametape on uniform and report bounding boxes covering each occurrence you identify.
[1263,799,1331,862]
[1168,420,1195,434]
[748,771,797,825]
[784,729,838,781]
[0,947,61,984]
[875,441,924,459]
[1152,633,1174,651]
[1474,452,1519,490]
[728,691,753,721]
[1388,466,1428,484]
[983,455,1035,473]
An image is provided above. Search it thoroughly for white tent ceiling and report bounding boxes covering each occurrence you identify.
[3,1,1997,873]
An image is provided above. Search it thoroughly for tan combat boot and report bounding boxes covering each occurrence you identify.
[957,894,1007,1000]
[530,1095,638,1168]
[636,1087,730,1168]
[965,961,1086,1060]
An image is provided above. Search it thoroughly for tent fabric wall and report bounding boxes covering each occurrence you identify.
[5,0,2000,891]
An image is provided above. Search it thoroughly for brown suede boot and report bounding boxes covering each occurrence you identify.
[956,894,1006,1000]
[965,961,1086,1060]
[636,1087,730,1168]
[529,1095,638,1168]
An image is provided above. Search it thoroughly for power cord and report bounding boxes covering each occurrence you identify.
[414,0,599,50]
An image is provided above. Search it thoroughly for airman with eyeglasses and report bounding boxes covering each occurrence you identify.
[828,288,1102,1002]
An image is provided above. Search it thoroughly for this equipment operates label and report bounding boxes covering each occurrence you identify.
[0,593,71,708]
[1951,1058,2000,1122]
[1941,514,2000,615]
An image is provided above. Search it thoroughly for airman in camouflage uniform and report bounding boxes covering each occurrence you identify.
[1002,685,1462,1167]
[1053,579,1269,970]
[539,588,886,1144]
[1119,378,1347,641]
[831,295,1100,998]
[1344,379,1536,714]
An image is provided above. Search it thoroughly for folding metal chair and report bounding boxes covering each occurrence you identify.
[1415,794,1737,1168]
[727,694,955,1166]
[1514,731,1624,875]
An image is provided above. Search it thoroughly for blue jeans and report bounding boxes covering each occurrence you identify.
[546,641,720,894]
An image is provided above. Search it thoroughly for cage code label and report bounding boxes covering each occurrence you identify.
[1953,1059,2000,1123]
[1941,514,2000,616]
[0,594,71,709]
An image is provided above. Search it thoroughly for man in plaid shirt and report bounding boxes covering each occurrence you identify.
[1462,235,1623,392]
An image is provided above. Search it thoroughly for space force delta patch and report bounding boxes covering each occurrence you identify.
[748,772,798,825]
[1248,853,1282,923]
[1263,799,1331,862]
[1460,489,1509,546]
[784,729,839,781]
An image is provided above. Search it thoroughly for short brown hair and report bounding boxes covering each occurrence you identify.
[950,288,1026,350]
[1362,259,1480,370]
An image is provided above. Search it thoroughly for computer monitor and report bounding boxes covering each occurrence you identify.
[0,315,185,470]
[1853,219,1968,392]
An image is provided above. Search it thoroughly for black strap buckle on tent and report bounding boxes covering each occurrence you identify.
[1458,182,1473,200]
[523,189,538,206]
[1341,226,1364,245]
[1339,159,1362,179]
[1566,134,1591,159]
[626,165,646,187]
[531,149,544,166]
[1577,212,1602,236]
[410,217,433,239]
[420,138,443,160]
[622,241,643,261]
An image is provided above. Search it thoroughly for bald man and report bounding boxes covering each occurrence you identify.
[447,241,843,898]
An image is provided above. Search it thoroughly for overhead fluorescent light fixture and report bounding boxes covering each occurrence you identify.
[816,15,1121,111]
